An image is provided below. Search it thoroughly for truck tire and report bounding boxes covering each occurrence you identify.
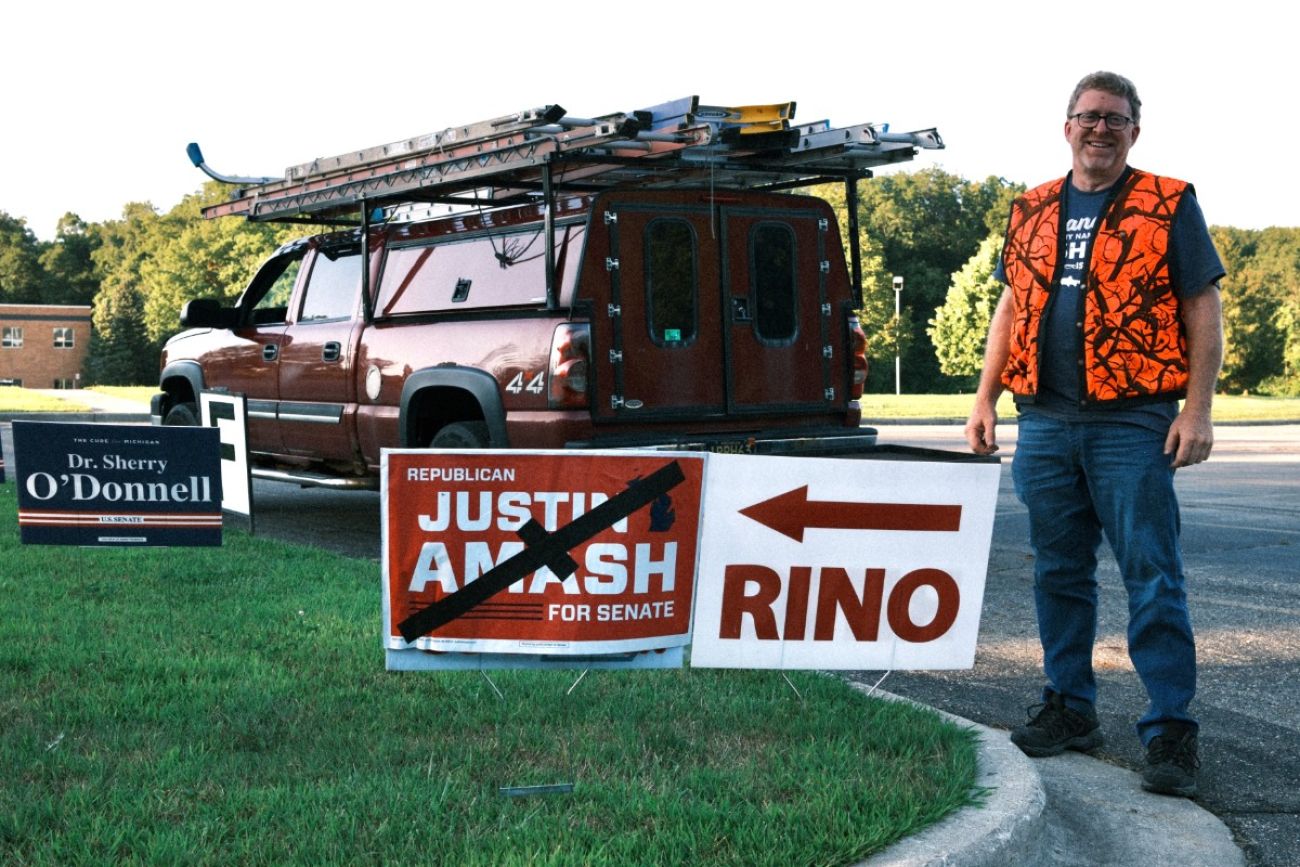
[430,421,490,449]
[163,401,199,426]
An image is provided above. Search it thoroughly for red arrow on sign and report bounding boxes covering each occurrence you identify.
[739,485,962,542]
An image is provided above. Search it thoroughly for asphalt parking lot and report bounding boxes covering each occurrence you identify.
[856,424,1300,867]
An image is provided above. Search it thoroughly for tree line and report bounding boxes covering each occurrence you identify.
[1,171,1297,395]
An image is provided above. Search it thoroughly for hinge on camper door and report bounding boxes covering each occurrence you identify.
[819,260,831,273]
[823,345,834,359]
[608,303,621,317]
[611,395,625,410]
[604,211,618,225]
[609,350,623,363]
[821,303,832,316]
[824,387,836,400]
[818,218,829,231]
[606,257,620,271]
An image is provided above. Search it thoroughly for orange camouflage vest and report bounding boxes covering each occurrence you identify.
[1000,169,1191,407]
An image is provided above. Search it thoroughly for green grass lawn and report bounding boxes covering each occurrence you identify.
[0,387,75,413]
[0,482,979,866]
[0,386,155,414]
[85,386,157,405]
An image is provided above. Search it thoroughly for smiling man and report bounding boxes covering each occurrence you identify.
[965,71,1225,798]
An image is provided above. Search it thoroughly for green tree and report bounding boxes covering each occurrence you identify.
[86,202,169,384]
[84,184,291,384]
[140,184,286,345]
[1248,228,1300,394]
[810,181,914,388]
[1211,226,1300,393]
[851,168,1022,392]
[0,211,48,303]
[928,232,1005,387]
[38,213,101,305]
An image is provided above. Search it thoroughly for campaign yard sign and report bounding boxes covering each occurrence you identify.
[690,453,1001,670]
[13,421,222,546]
[200,391,252,523]
[382,449,705,670]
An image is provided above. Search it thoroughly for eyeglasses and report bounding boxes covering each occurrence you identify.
[1069,112,1135,131]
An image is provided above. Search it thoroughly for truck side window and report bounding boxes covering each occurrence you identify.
[751,223,797,343]
[242,251,304,325]
[645,219,697,346]
[299,250,360,322]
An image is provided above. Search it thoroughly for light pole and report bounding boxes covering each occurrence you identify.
[892,275,904,396]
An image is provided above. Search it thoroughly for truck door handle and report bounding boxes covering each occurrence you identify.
[262,344,278,362]
[322,342,341,362]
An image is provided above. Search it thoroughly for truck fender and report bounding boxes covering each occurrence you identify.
[156,360,206,416]
[398,366,509,448]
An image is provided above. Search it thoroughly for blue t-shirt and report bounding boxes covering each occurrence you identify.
[995,171,1225,432]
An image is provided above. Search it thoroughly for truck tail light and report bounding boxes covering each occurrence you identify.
[549,323,591,409]
[848,315,868,400]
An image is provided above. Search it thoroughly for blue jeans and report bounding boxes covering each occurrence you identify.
[1011,412,1197,744]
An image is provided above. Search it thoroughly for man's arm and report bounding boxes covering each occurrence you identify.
[965,285,1014,455]
[1165,284,1223,468]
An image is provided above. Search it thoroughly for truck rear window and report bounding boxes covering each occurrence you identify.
[751,223,797,343]
[645,218,697,345]
[376,225,584,315]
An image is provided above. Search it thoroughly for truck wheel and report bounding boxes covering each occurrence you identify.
[163,402,199,426]
[430,421,490,449]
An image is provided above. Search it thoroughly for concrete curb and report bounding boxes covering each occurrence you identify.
[853,686,1047,867]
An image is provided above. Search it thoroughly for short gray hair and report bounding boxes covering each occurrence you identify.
[1068,71,1141,125]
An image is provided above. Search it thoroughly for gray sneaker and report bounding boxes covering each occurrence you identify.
[1010,691,1103,757]
[1141,726,1199,798]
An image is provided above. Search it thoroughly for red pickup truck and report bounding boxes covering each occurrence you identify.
[155,98,942,488]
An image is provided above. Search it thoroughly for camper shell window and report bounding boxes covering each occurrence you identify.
[376,224,585,316]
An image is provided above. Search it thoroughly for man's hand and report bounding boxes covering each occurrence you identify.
[966,401,1000,455]
[1165,407,1213,468]
[966,286,1014,456]
[1167,284,1224,468]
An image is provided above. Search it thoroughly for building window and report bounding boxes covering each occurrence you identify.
[2,327,23,348]
[53,327,75,348]
[54,378,76,389]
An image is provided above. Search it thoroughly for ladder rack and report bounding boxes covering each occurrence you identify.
[195,96,943,225]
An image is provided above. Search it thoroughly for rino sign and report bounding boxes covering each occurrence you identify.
[689,453,1001,670]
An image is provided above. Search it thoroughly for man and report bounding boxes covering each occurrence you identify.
[965,71,1224,798]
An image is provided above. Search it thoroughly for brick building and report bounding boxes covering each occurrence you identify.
[0,304,93,388]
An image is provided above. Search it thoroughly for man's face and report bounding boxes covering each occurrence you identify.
[1065,89,1140,187]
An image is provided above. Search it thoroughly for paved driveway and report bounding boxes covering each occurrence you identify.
[857,424,1300,867]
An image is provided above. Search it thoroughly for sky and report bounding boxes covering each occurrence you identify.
[3,1,1294,242]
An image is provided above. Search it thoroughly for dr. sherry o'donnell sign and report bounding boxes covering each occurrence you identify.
[382,449,704,669]
[12,421,222,546]
[689,453,1001,670]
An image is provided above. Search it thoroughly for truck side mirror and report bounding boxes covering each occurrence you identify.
[181,298,237,329]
